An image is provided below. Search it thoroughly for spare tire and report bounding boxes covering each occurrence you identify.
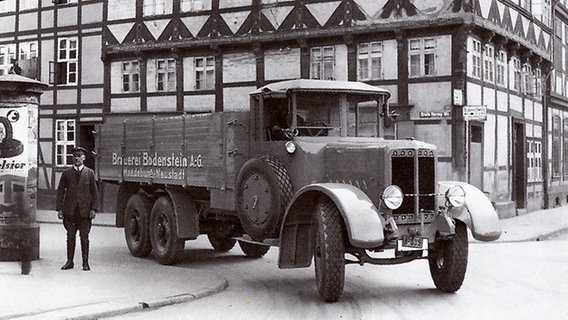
[236,156,293,241]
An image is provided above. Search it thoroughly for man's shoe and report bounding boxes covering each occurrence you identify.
[82,262,90,271]
[61,262,74,270]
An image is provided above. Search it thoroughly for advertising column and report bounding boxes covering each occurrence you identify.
[0,74,46,262]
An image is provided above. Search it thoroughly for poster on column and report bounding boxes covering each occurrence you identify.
[0,107,29,177]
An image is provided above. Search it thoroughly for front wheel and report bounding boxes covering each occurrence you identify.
[314,199,345,302]
[150,196,184,265]
[428,220,468,292]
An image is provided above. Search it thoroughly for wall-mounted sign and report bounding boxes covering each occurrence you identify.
[453,89,463,106]
[419,111,451,119]
[463,105,487,121]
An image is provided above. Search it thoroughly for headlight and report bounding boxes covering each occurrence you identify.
[382,185,403,210]
[285,141,297,154]
[446,185,466,208]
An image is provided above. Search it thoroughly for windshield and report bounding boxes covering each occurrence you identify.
[263,92,387,140]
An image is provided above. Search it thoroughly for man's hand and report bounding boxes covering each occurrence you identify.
[57,210,63,219]
[89,210,96,219]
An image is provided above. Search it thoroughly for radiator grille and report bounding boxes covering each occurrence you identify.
[391,150,436,224]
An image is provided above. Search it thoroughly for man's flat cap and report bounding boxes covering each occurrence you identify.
[72,146,88,155]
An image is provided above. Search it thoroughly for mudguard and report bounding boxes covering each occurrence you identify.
[438,181,502,241]
[278,183,384,269]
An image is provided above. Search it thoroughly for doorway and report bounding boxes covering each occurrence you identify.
[78,124,96,170]
[512,121,526,209]
[468,123,483,190]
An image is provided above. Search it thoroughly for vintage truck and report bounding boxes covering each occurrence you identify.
[96,79,501,302]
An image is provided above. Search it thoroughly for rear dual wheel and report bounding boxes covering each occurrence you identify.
[124,193,152,257]
[150,196,184,265]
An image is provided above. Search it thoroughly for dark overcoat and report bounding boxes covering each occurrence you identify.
[55,166,98,218]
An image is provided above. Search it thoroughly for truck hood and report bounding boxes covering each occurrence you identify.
[293,136,437,154]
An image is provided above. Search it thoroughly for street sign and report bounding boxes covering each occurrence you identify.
[463,105,487,121]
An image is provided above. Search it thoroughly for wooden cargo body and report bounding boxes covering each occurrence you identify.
[97,111,250,194]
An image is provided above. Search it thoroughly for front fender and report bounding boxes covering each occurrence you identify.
[278,183,384,269]
[438,181,501,241]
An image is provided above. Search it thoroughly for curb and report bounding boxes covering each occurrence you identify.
[9,277,229,320]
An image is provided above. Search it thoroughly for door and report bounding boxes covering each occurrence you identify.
[78,124,96,170]
[512,121,526,209]
[468,123,483,190]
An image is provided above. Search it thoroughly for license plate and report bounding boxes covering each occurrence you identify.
[397,237,428,252]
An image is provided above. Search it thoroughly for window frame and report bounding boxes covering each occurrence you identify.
[156,58,176,92]
[484,44,494,83]
[55,119,76,167]
[310,46,335,80]
[56,37,78,85]
[144,0,166,16]
[357,42,383,81]
[0,44,16,76]
[121,61,140,93]
[181,0,204,12]
[512,57,522,92]
[409,37,437,78]
[195,56,215,90]
[552,115,562,177]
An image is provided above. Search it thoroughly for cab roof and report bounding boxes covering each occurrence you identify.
[251,79,390,97]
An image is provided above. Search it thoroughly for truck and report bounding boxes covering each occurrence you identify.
[96,79,501,302]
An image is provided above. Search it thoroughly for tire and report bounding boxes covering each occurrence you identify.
[238,241,270,258]
[208,234,236,252]
[428,220,469,293]
[314,199,345,303]
[236,156,293,241]
[150,196,184,265]
[124,193,153,257]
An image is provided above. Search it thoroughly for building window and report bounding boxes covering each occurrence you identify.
[52,37,78,85]
[144,0,166,16]
[496,50,506,86]
[156,59,176,92]
[527,140,542,183]
[56,119,76,167]
[195,56,214,90]
[409,38,436,78]
[0,44,16,76]
[512,57,522,92]
[53,0,78,4]
[534,68,542,96]
[552,116,561,177]
[122,61,140,93]
[310,46,335,80]
[19,42,38,60]
[470,39,482,79]
[522,63,533,94]
[357,42,383,81]
[181,0,204,12]
[484,45,494,83]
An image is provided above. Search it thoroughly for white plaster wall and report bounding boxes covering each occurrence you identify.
[265,48,300,81]
[147,96,177,113]
[408,82,451,117]
[81,35,104,85]
[111,97,141,113]
[334,44,347,81]
[223,86,256,111]
[496,114,508,166]
[483,87,495,110]
[496,91,508,112]
[81,88,103,104]
[383,39,398,80]
[467,82,482,106]
[183,95,215,113]
[510,94,522,113]
[223,52,256,83]
[107,0,136,20]
[484,113,496,167]
[220,0,252,9]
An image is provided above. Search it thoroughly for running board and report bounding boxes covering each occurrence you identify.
[233,235,279,247]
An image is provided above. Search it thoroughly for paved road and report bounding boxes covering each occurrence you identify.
[107,234,568,320]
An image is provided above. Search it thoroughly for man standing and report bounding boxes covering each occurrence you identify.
[56,146,98,271]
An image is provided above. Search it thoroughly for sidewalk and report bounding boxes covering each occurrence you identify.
[1,206,566,320]
[0,213,228,320]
